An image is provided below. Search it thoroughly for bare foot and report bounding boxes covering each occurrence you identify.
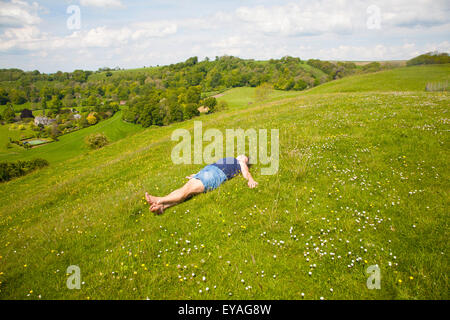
[150,203,165,214]
[145,192,161,205]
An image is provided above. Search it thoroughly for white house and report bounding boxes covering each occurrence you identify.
[34,116,56,126]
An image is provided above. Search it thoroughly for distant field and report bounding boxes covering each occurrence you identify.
[305,64,450,94]
[0,111,144,163]
[88,66,161,81]
[0,65,448,300]
[215,87,301,109]
[0,123,36,152]
[334,60,407,67]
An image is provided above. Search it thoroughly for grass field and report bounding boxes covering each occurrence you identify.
[0,123,35,153]
[0,65,448,300]
[215,87,302,109]
[305,64,450,94]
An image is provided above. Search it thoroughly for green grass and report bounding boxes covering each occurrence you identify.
[0,123,35,153]
[305,64,450,94]
[0,65,449,300]
[215,87,301,109]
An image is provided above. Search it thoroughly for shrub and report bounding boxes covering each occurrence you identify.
[87,114,98,125]
[0,158,49,182]
[361,62,381,73]
[183,103,200,120]
[85,133,109,149]
[215,100,228,112]
[255,83,273,102]
[202,97,217,110]
[50,123,60,140]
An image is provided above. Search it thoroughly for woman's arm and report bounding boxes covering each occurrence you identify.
[237,155,258,188]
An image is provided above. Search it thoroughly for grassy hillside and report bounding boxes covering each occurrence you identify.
[214,87,302,109]
[305,64,450,94]
[0,111,144,163]
[0,65,448,300]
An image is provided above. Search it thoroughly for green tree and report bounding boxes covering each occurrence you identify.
[138,106,154,127]
[183,103,199,120]
[185,56,198,67]
[9,89,27,105]
[293,79,308,91]
[49,95,62,112]
[202,97,217,113]
[0,88,10,105]
[2,104,16,123]
[72,69,87,82]
[186,86,201,104]
[122,108,138,123]
[168,104,184,122]
[87,95,98,107]
[50,123,60,140]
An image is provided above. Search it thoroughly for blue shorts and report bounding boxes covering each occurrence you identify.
[193,164,227,192]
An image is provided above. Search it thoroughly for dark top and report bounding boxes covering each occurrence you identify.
[212,157,241,180]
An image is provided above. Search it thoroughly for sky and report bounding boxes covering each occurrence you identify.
[0,0,449,73]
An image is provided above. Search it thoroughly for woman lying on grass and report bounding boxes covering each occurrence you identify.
[145,155,257,214]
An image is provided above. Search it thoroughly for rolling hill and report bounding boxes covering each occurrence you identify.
[304,64,450,94]
[0,65,448,300]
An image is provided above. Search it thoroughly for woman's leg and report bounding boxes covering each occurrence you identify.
[147,178,205,213]
[159,178,204,205]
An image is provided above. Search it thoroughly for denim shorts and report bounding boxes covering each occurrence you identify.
[193,164,227,192]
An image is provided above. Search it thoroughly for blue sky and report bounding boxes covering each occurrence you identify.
[0,0,449,73]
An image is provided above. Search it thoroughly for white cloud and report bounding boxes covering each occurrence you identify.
[80,0,124,8]
[234,0,450,36]
[236,2,354,36]
[0,0,42,27]
[1,0,449,72]
[0,17,178,52]
[380,0,450,28]
[131,21,178,40]
[69,21,178,48]
[314,42,446,61]
[423,40,450,54]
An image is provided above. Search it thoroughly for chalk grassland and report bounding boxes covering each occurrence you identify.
[305,64,450,94]
[215,87,302,109]
[0,65,448,299]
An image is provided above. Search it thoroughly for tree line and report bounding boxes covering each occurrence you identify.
[406,52,450,66]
